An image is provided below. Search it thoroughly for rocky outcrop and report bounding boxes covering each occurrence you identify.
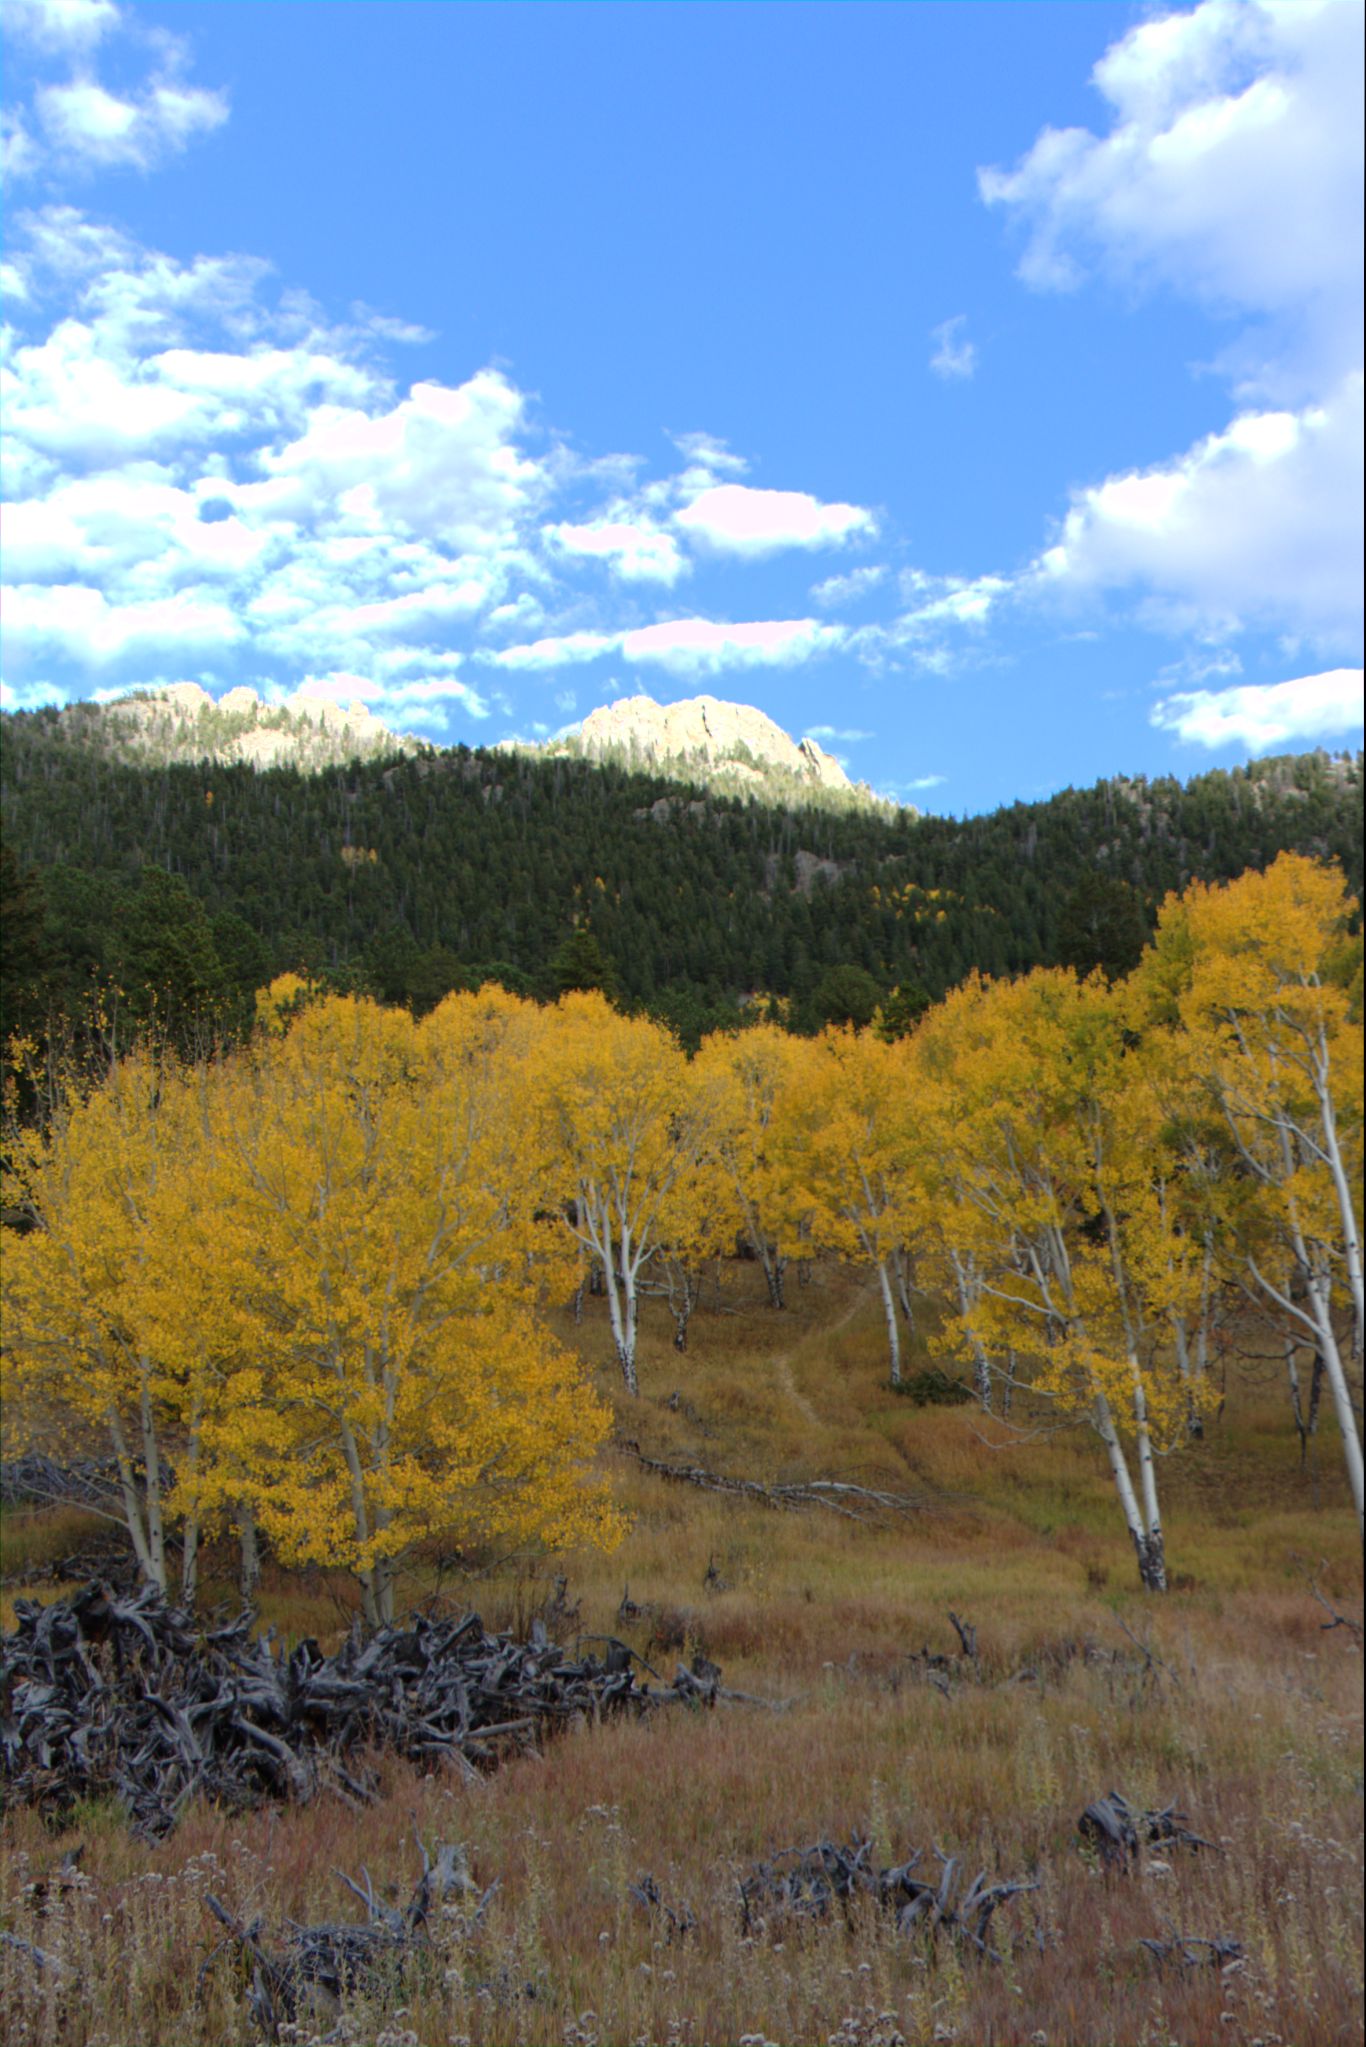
[51,684,419,773]
[538,694,887,811]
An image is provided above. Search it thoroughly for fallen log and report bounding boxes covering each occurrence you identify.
[617,1441,929,1521]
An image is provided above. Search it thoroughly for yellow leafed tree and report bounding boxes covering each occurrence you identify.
[1131,853,1364,1531]
[534,993,722,1394]
[186,991,621,1625]
[780,1028,918,1385]
[1,1049,213,1597]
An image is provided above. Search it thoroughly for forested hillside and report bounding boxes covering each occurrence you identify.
[1,707,1359,1043]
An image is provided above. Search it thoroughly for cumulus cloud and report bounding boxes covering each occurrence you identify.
[1150,668,1363,751]
[1036,375,1363,647]
[33,74,227,172]
[3,1,120,53]
[929,316,976,381]
[484,617,846,676]
[1,580,243,660]
[810,564,886,609]
[621,617,845,673]
[543,515,687,584]
[674,483,876,557]
[0,203,894,737]
[668,430,747,475]
[980,0,1363,397]
[983,0,1363,659]
[5,4,229,182]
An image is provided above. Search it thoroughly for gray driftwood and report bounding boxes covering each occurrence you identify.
[736,1832,1036,1960]
[0,1581,730,1840]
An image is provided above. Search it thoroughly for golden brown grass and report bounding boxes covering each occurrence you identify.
[2,1261,1361,2045]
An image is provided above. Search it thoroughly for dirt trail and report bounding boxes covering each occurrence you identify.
[770,1283,871,1429]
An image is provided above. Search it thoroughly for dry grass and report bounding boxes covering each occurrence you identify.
[2,1261,1361,2045]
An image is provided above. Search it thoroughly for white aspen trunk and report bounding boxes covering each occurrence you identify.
[747,1219,787,1309]
[1092,1387,1164,1591]
[876,1259,902,1387]
[1127,1357,1167,1591]
[1261,1175,1365,1535]
[949,1250,992,1412]
[338,1417,380,1628]
[1304,1273,1364,1532]
[137,1370,167,1593]
[1315,1059,1365,1362]
[107,1408,159,1589]
[179,1402,203,1607]
[238,1500,261,1603]
[1285,1340,1311,1465]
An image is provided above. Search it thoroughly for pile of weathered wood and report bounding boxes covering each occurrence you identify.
[0,1581,721,1839]
[736,1832,1037,1959]
[1078,1791,1212,1866]
[204,1837,495,2039]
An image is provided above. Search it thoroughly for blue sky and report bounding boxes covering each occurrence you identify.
[1,0,1361,814]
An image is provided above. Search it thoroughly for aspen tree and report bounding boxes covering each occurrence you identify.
[694,1023,809,1308]
[1,1049,209,1595]
[782,1028,916,1385]
[185,993,621,1625]
[535,993,718,1393]
[1135,854,1364,1531]
[914,971,1205,1588]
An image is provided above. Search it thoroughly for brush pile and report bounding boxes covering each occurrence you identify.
[0,1580,719,1840]
[737,1833,1037,1958]
[204,1838,495,2039]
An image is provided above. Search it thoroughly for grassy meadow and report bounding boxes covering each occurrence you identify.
[2,1258,1362,2046]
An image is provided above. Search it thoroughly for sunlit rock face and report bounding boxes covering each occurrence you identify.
[555,693,879,807]
[54,684,419,772]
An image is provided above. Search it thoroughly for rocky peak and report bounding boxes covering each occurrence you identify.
[50,684,420,773]
[549,693,885,809]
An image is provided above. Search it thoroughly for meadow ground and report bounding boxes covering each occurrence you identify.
[2,1260,1362,2046]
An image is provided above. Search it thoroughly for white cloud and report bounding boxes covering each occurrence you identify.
[906,774,948,790]
[1151,668,1363,752]
[0,676,67,711]
[544,515,687,584]
[621,616,845,673]
[1,580,243,659]
[980,2,1364,658]
[929,316,976,381]
[485,616,847,676]
[806,725,873,744]
[7,8,229,182]
[980,0,1362,399]
[483,630,620,671]
[3,1,119,52]
[811,564,886,609]
[898,570,1011,628]
[674,483,876,557]
[1037,374,1362,647]
[668,430,747,475]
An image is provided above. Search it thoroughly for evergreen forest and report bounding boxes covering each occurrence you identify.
[1,707,1360,1049]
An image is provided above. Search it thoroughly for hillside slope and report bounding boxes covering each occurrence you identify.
[1,712,1360,1034]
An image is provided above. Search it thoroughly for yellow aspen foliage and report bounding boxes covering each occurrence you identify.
[1,1049,209,1596]
[912,970,1208,1588]
[186,993,621,1626]
[1131,852,1364,1529]
[694,1023,810,1309]
[779,1028,918,1385]
[533,992,721,1394]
